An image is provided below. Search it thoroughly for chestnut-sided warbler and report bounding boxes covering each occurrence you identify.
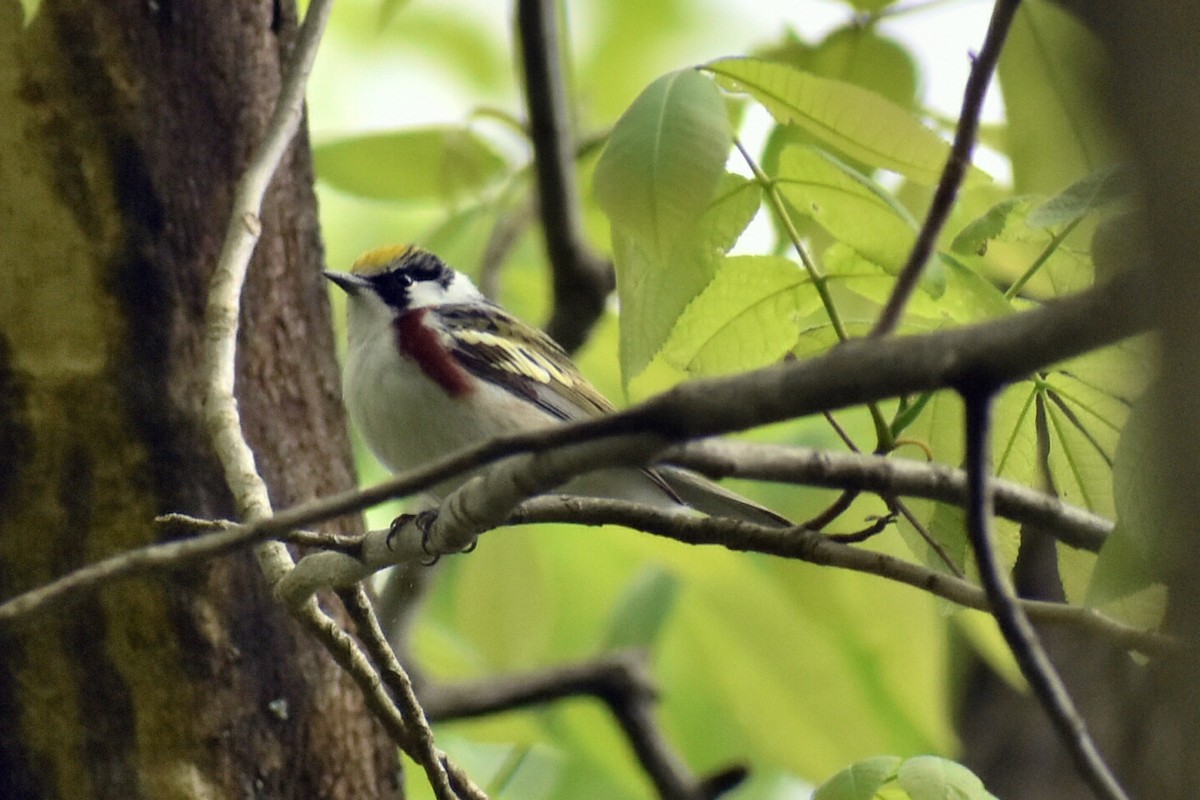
[325,245,789,527]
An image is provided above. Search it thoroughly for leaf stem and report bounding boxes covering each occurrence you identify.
[1005,216,1085,299]
[736,139,895,449]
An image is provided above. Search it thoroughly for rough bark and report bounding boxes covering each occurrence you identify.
[0,1,400,798]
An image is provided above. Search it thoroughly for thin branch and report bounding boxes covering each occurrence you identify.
[294,601,487,800]
[668,440,1112,552]
[517,0,613,353]
[509,496,1175,656]
[422,651,746,800]
[285,528,366,553]
[869,0,1023,337]
[196,0,471,792]
[477,198,536,300]
[960,387,1130,800]
[339,587,470,800]
[0,274,1146,626]
[803,489,861,530]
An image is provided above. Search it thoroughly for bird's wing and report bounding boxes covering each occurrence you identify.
[653,466,794,528]
[438,304,792,527]
[437,304,615,422]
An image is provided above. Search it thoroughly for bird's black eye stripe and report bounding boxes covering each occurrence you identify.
[367,250,455,308]
[370,269,413,309]
[401,250,453,287]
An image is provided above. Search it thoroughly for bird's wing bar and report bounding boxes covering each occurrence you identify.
[438,304,614,422]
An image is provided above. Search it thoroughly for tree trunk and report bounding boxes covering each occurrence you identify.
[0,1,400,797]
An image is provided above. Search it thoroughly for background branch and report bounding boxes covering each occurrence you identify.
[422,651,746,799]
[0,279,1139,626]
[869,0,1022,337]
[509,496,1172,656]
[516,0,614,352]
[197,0,470,792]
[960,388,1129,800]
[669,440,1112,551]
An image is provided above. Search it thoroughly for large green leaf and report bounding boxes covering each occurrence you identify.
[1026,165,1130,228]
[998,1,1117,193]
[612,173,761,384]
[707,57,975,185]
[314,127,507,202]
[808,25,918,109]
[897,756,998,800]
[776,145,916,272]
[950,194,1096,296]
[659,544,953,779]
[659,255,817,376]
[813,757,901,800]
[594,69,732,262]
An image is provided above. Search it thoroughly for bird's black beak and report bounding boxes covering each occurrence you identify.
[323,270,370,295]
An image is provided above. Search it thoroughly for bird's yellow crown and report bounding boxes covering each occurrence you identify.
[351,244,424,276]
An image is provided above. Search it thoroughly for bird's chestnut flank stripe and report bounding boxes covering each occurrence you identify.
[393,309,473,398]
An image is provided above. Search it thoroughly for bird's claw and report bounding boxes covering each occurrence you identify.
[413,510,441,565]
[386,509,476,565]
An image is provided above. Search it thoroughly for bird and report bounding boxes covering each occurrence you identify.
[324,245,791,533]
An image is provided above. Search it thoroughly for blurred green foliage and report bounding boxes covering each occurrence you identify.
[310,0,1149,797]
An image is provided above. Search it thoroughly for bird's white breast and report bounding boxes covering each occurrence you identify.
[339,290,681,508]
[342,308,555,497]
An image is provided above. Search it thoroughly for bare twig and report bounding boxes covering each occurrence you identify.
[869,0,1023,337]
[668,440,1112,552]
[196,0,470,793]
[338,587,471,800]
[508,496,1174,657]
[423,651,746,799]
[0,274,1145,627]
[960,387,1130,800]
[517,0,613,352]
[477,198,536,300]
[293,602,487,800]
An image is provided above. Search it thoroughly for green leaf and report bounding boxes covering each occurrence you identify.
[813,756,902,800]
[660,255,814,376]
[897,755,997,800]
[314,128,507,202]
[776,145,917,272]
[601,566,681,650]
[998,2,1118,193]
[949,195,1096,296]
[613,173,761,384]
[843,0,901,12]
[659,544,953,780]
[894,383,1031,571]
[594,69,732,262]
[808,25,918,109]
[1088,385,1167,627]
[1043,373,1123,519]
[951,197,1032,256]
[1026,164,1130,228]
[1085,521,1167,632]
[707,57,977,185]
